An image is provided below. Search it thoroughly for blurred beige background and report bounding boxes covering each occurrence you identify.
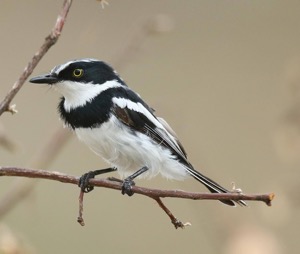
[1,0,299,253]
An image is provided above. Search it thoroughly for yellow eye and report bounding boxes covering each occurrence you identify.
[72,68,84,78]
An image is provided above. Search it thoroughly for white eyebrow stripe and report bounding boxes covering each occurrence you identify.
[51,61,72,74]
[51,58,100,74]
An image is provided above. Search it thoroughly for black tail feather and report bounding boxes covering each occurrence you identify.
[185,166,247,207]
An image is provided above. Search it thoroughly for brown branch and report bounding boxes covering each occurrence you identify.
[0,128,71,218]
[153,197,191,229]
[0,166,274,229]
[0,0,73,116]
[0,0,72,217]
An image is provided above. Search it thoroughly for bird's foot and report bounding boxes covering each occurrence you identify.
[121,178,135,196]
[79,171,96,193]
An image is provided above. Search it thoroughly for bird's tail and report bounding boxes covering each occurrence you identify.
[185,166,247,207]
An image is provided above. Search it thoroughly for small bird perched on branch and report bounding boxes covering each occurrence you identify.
[30,59,246,206]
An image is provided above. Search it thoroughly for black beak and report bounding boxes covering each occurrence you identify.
[29,73,59,84]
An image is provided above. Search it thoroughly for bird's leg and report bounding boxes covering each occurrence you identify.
[122,166,149,196]
[79,167,117,193]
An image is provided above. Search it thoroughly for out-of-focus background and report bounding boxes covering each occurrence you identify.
[0,0,299,253]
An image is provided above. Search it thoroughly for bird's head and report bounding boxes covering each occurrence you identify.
[29,59,124,110]
[30,59,120,85]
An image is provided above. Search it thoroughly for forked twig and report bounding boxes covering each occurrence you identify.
[0,0,73,116]
[0,167,274,229]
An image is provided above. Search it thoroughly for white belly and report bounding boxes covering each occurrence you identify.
[75,116,188,180]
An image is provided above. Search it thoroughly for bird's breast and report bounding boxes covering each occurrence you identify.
[74,116,188,180]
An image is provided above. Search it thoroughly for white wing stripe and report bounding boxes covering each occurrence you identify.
[112,98,164,129]
[112,97,186,158]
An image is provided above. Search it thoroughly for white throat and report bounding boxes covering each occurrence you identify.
[55,80,123,111]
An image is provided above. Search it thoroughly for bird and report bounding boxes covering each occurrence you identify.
[29,58,246,206]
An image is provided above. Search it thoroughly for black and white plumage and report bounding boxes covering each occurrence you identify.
[30,59,246,206]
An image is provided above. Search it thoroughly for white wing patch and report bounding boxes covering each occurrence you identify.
[112,97,187,160]
[112,97,164,128]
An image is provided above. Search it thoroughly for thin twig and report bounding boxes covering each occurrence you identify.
[0,167,275,228]
[0,0,73,116]
[0,128,71,218]
[77,190,85,226]
[0,0,73,218]
[153,197,190,229]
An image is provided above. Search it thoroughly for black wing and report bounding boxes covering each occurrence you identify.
[111,94,247,207]
[112,98,190,167]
